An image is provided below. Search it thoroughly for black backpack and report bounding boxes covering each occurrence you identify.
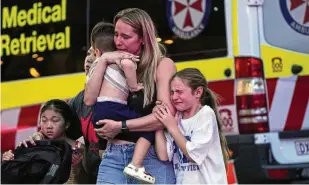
[1,140,72,184]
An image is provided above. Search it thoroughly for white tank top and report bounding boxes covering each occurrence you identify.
[104,64,129,95]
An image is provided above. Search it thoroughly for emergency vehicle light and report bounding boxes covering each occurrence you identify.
[238,107,267,116]
[239,116,268,124]
[235,57,264,78]
[267,169,289,179]
[235,57,269,134]
[236,78,265,95]
[236,94,267,110]
[236,95,269,133]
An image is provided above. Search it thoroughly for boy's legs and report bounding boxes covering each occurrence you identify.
[124,137,155,184]
[108,102,155,183]
[130,137,151,168]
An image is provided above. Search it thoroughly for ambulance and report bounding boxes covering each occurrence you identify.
[1,0,308,183]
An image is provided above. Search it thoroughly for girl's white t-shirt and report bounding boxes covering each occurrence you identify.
[165,105,228,184]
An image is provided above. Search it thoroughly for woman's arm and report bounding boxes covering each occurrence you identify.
[95,58,176,138]
[126,57,177,131]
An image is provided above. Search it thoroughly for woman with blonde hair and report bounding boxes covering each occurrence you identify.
[85,8,177,184]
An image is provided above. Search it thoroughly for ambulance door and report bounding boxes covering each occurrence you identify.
[258,0,309,164]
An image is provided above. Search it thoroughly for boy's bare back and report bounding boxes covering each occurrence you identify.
[89,59,143,102]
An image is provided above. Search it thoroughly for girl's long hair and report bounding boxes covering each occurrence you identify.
[172,68,229,169]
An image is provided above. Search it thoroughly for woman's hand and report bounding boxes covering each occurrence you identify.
[2,150,14,161]
[154,104,179,130]
[101,51,139,66]
[94,120,122,140]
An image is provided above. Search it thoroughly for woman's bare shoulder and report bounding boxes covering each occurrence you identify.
[157,57,176,75]
[158,57,175,66]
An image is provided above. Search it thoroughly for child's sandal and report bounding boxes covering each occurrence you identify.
[123,163,155,184]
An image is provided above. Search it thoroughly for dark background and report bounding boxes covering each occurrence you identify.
[1,0,227,82]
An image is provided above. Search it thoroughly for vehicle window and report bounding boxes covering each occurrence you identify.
[263,0,309,54]
[89,0,227,62]
[1,0,87,82]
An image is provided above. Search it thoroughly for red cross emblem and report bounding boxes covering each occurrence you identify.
[167,0,211,39]
[290,0,309,24]
[173,0,204,28]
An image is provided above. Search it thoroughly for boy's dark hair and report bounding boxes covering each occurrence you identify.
[90,21,116,52]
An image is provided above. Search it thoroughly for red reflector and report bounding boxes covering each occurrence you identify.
[238,121,269,133]
[236,94,267,109]
[235,57,264,78]
[267,169,289,179]
[236,94,269,133]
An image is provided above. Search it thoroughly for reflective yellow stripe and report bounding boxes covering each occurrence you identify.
[176,57,235,81]
[1,73,85,110]
[232,0,239,56]
[261,45,309,78]
[1,57,235,110]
